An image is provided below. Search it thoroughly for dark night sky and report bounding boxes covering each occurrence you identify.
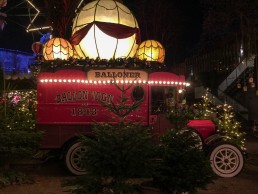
[0,0,46,53]
[0,0,203,63]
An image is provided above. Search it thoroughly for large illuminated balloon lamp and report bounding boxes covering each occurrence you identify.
[137,40,165,63]
[70,0,140,60]
[43,38,74,60]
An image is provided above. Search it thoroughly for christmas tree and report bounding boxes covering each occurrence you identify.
[193,88,246,149]
[216,103,246,149]
[193,88,217,121]
[0,90,42,168]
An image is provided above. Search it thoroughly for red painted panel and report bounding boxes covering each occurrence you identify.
[149,72,185,83]
[37,69,188,148]
[187,120,216,140]
[37,70,149,125]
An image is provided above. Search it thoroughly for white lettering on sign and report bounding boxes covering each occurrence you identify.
[95,71,140,79]
[55,90,114,104]
[87,69,148,82]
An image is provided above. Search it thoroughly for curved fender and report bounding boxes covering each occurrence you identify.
[203,134,223,153]
[204,134,247,158]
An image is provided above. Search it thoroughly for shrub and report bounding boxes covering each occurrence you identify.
[166,105,194,130]
[152,129,215,193]
[63,123,155,194]
[0,90,42,167]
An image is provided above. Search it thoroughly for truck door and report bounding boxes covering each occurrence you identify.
[149,86,176,137]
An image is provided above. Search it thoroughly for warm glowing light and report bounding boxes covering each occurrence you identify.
[25,0,52,32]
[72,0,139,59]
[74,25,138,59]
[27,26,52,32]
[43,38,74,60]
[136,40,165,63]
[39,78,190,87]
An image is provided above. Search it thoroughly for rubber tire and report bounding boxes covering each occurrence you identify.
[64,141,87,175]
[209,143,244,178]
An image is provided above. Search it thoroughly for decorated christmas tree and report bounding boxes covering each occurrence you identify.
[193,89,217,121]
[216,103,246,149]
[193,88,246,149]
[0,90,42,167]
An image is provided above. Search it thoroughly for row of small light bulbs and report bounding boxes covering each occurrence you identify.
[39,79,190,86]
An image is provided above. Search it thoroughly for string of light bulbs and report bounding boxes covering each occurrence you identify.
[25,0,52,32]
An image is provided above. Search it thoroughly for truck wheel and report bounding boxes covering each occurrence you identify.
[189,129,203,150]
[209,143,244,178]
[64,141,87,175]
[181,128,203,150]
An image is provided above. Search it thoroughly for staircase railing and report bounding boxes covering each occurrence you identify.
[218,56,255,95]
[218,90,248,120]
[195,86,248,120]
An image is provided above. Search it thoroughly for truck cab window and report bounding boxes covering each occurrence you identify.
[151,86,175,114]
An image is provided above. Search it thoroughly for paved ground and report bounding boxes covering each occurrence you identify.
[198,133,258,194]
[0,133,258,194]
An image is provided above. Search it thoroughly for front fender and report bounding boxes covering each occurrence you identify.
[203,134,223,153]
[204,134,247,158]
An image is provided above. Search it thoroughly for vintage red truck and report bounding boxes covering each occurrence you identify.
[36,68,244,177]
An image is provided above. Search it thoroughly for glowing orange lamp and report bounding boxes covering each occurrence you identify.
[43,38,74,60]
[137,40,165,63]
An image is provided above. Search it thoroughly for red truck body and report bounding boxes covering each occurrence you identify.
[36,68,245,179]
[187,120,215,140]
[37,68,215,149]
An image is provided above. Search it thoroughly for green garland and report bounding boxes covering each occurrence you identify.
[29,57,167,77]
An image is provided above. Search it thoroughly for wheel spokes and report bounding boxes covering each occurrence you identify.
[214,148,239,173]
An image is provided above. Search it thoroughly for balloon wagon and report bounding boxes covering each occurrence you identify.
[33,0,244,178]
[36,68,245,177]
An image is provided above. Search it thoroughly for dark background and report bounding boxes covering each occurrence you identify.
[0,0,203,65]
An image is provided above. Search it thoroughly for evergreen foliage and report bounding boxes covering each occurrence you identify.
[193,89,217,121]
[63,81,154,193]
[99,81,143,123]
[30,57,166,78]
[64,123,154,194]
[152,129,215,193]
[193,89,246,149]
[0,89,42,187]
[166,105,194,130]
[0,90,42,165]
[0,170,34,188]
[216,104,246,149]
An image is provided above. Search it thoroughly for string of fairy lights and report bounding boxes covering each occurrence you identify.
[24,0,85,33]
[39,78,190,86]
[1,90,36,130]
[25,0,52,32]
[194,90,246,150]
